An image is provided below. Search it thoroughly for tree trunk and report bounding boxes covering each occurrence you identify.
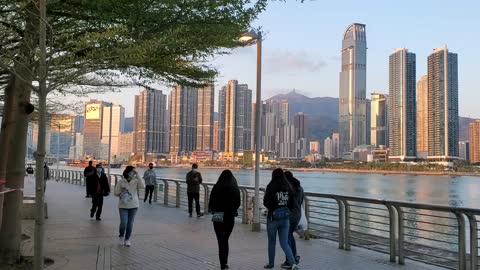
[0,0,37,263]
[0,78,15,233]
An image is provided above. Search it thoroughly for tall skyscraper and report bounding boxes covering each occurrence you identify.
[366,99,371,146]
[213,120,219,152]
[309,141,320,154]
[417,75,429,158]
[459,141,470,162]
[83,100,106,159]
[219,80,252,158]
[469,120,480,164]
[279,124,297,159]
[196,84,214,151]
[294,113,307,139]
[428,46,459,160]
[262,99,289,154]
[170,85,198,154]
[339,23,367,154]
[101,104,125,160]
[134,88,168,160]
[332,133,340,158]
[50,114,76,160]
[388,48,417,161]
[370,93,388,147]
[324,137,333,159]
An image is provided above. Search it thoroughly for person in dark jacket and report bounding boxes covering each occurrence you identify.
[283,171,304,267]
[88,164,110,220]
[84,160,95,198]
[43,163,50,193]
[186,163,203,217]
[208,170,241,270]
[263,168,297,270]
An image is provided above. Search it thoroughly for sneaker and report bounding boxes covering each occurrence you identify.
[264,264,274,269]
[197,213,204,217]
[290,264,298,270]
[90,211,94,218]
[96,217,101,221]
[221,265,229,270]
[281,261,291,269]
[124,240,131,247]
[295,256,300,264]
[189,213,192,218]
[118,237,124,245]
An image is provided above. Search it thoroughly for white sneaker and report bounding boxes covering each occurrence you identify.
[118,237,124,245]
[124,240,131,247]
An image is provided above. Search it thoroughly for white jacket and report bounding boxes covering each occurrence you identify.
[114,174,145,209]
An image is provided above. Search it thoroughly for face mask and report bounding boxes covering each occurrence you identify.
[128,171,135,179]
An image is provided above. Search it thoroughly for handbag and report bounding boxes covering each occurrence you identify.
[272,207,290,220]
[120,190,133,204]
[211,212,224,223]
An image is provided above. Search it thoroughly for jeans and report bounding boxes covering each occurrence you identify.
[287,214,301,260]
[213,215,235,268]
[119,208,138,241]
[267,217,296,266]
[187,192,200,215]
[90,194,104,218]
[144,185,154,203]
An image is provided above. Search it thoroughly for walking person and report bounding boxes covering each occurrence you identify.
[282,171,304,268]
[84,160,95,198]
[186,163,203,217]
[143,163,156,204]
[26,165,34,183]
[208,170,241,270]
[43,162,50,193]
[114,166,144,247]
[89,164,110,220]
[263,168,297,270]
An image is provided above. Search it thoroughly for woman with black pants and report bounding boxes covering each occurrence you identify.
[209,170,241,270]
[283,171,304,267]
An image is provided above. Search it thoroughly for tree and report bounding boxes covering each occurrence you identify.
[0,0,272,264]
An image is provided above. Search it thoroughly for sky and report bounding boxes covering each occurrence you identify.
[88,0,480,118]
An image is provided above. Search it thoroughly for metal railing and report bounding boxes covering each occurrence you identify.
[50,169,480,270]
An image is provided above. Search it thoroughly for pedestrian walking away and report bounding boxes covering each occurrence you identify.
[263,168,297,270]
[26,165,34,183]
[209,170,241,270]
[114,166,145,247]
[143,163,157,204]
[186,163,203,217]
[283,171,304,268]
[84,160,95,198]
[88,164,110,220]
[43,162,50,193]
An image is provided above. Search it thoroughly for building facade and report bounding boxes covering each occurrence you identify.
[324,137,333,159]
[310,141,320,154]
[417,75,429,158]
[212,120,219,152]
[427,46,459,160]
[459,141,470,162]
[170,85,198,155]
[83,100,106,159]
[332,133,340,158]
[370,93,388,147]
[339,23,367,154]
[196,84,215,151]
[388,48,417,161]
[118,132,134,161]
[100,104,125,160]
[469,120,480,164]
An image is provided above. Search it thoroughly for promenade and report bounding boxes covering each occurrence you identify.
[22,181,442,270]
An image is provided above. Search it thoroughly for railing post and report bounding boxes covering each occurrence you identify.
[163,180,169,205]
[455,211,467,270]
[466,213,478,270]
[334,198,345,249]
[203,184,209,214]
[386,204,397,263]
[153,179,158,202]
[343,199,351,251]
[242,189,249,224]
[304,197,311,240]
[175,182,181,208]
[394,205,405,265]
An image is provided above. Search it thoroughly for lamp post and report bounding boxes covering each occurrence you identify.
[106,103,113,178]
[240,31,262,232]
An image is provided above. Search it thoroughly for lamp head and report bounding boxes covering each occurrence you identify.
[239,31,260,43]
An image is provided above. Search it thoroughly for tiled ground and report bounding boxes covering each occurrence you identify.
[22,181,442,270]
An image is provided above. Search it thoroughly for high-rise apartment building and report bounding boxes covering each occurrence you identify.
[370,93,388,147]
[324,137,333,159]
[219,80,252,158]
[134,88,168,160]
[118,132,134,161]
[417,75,429,158]
[279,125,297,159]
[366,98,371,146]
[339,23,367,154]
[262,99,289,154]
[83,100,106,159]
[332,133,340,158]
[294,113,307,139]
[196,84,214,151]
[213,120,219,152]
[469,120,480,164]
[170,85,198,154]
[218,86,226,152]
[50,114,76,160]
[100,104,125,160]
[388,48,417,161]
[428,46,459,160]
[309,141,320,154]
[459,141,470,162]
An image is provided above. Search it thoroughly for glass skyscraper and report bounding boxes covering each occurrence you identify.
[370,93,388,147]
[339,23,367,154]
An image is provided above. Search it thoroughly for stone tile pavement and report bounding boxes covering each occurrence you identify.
[21,181,443,270]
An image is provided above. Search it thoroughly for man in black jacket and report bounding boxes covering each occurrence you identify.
[84,160,95,198]
[186,163,203,217]
[88,164,110,220]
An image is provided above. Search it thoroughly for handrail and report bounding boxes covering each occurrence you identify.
[51,169,479,270]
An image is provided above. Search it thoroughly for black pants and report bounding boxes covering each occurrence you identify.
[90,194,103,218]
[144,185,154,203]
[187,192,200,215]
[213,216,235,268]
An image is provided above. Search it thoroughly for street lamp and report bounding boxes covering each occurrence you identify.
[240,31,262,232]
[106,103,113,178]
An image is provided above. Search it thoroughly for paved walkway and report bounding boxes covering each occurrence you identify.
[22,181,442,270]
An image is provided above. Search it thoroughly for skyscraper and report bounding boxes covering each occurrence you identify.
[459,141,470,162]
[134,87,168,160]
[170,85,198,154]
[196,84,214,151]
[427,46,459,160]
[417,75,429,158]
[332,133,340,158]
[219,80,252,158]
[101,104,125,160]
[339,23,367,154]
[213,120,219,152]
[262,99,289,154]
[294,113,307,140]
[218,86,226,152]
[83,100,106,159]
[389,48,417,161]
[324,137,333,159]
[309,141,320,154]
[469,120,480,164]
[370,93,388,147]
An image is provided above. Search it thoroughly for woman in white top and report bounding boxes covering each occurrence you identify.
[114,166,145,247]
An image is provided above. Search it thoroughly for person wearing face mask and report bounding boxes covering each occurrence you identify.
[114,166,145,247]
[88,164,110,220]
[143,163,157,204]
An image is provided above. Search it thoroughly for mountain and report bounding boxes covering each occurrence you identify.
[268,90,474,143]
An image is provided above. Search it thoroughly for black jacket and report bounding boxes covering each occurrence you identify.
[289,186,304,219]
[186,170,203,193]
[208,185,241,219]
[263,183,291,219]
[87,171,110,196]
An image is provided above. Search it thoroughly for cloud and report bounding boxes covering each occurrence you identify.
[265,50,327,73]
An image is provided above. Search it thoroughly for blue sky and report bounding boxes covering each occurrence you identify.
[93,0,480,117]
